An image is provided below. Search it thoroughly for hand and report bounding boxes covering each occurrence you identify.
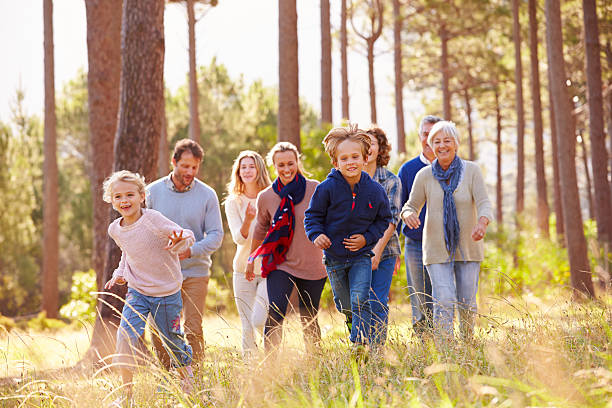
[104,275,126,290]
[244,202,257,222]
[314,234,331,250]
[343,234,366,252]
[371,252,381,271]
[403,213,420,229]
[393,257,400,275]
[245,262,255,282]
[471,217,489,241]
[165,230,185,250]
[178,248,191,260]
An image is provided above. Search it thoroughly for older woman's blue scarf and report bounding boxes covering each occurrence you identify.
[431,156,463,263]
[248,173,306,277]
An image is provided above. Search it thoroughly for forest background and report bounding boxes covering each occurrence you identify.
[0,0,610,334]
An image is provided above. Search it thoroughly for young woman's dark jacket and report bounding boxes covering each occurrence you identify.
[304,168,392,261]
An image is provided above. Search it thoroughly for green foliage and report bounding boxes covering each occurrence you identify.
[25,311,67,332]
[59,269,97,322]
[0,313,16,333]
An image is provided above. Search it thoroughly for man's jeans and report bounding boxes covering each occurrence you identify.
[325,254,373,344]
[405,239,433,332]
[427,261,480,338]
[369,256,397,344]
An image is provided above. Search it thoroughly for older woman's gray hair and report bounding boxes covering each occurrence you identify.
[427,120,460,147]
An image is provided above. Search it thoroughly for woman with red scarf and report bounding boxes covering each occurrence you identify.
[246,142,327,352]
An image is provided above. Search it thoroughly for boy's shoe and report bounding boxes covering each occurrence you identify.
[351,343,370,363]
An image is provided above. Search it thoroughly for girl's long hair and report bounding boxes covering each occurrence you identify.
[226,150,271,197]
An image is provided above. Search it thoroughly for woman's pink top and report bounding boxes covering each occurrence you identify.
[253,179,326,280]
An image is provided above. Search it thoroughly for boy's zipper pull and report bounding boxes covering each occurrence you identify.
[351,192,356,211]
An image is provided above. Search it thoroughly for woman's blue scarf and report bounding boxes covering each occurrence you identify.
[431,156,463,263]
[249,173,306,277]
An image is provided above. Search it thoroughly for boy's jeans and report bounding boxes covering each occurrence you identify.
[324,253,373,344]
[427,261,480,338]
[369,256,397,344]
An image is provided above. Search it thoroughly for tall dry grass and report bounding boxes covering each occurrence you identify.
[0,289,610,407]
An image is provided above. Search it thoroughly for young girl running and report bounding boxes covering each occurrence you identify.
[224,151,271,356]
[103,170,195,404]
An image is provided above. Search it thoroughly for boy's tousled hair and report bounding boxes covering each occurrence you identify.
[173,138,204,163]
[226,150,271,196]
[102,170,146,203]
[323,124,371,165]
[366,126,392,167]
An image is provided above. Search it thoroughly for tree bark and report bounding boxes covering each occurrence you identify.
[42,0,59,318]
[464,87,474,161]
[187,0,201,145]
[440,26,451,120]
[528,0,549,237]
[582,0,612,249]
[393,0,405,153]
[278,0,300,148]
[340,0,349,120]
[579,133,595,220]
[320,0,332,124]
[91,0,165,365]
[367,38,376,124]
[85,0,122,292]
[158,98,169,177]
[545,0,594,298]
[512,0,525,216]
[548,68,565,242]
[495,87,503,226]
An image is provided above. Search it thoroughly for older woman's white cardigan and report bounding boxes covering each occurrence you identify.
[401,159,494,265]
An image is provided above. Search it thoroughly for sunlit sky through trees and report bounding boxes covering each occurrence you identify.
[0,1,426,150]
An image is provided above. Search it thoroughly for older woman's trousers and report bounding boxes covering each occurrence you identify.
[427,261,480,338]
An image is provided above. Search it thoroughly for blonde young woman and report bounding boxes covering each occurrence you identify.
[225,151,271,355]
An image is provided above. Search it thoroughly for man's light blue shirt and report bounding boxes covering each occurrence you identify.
[146,175,224,278]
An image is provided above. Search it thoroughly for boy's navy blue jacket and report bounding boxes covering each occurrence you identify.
[304,168,392,261]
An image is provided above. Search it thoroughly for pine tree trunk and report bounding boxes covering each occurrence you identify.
[545,0,594,298]
[495,87,503,226]
[440,26,451,120]
[512,0,525,215]
[187,0,201,145]
[320,0,332,124]
[529,0,550,237]
[95,0,165,363]
[393,0,405,153]
[85,0,122,292]
[340,0,349,120]
[579,134,595,220]
[158,99,169,177]
[42,0,59,319]
[278,0,300,148]
[548,69,565,242]
[464,87,474,161]
[367,38,376,124]
[582,0,612,249]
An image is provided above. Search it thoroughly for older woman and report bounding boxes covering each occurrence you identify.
[246,142,327,352]
[401,121,493,339]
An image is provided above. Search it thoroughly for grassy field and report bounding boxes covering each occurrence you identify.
[0,290,610,407]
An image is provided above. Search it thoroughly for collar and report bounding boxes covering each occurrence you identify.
[374,165,389,181]
[165,173,194,193]
[419,153,432,165]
